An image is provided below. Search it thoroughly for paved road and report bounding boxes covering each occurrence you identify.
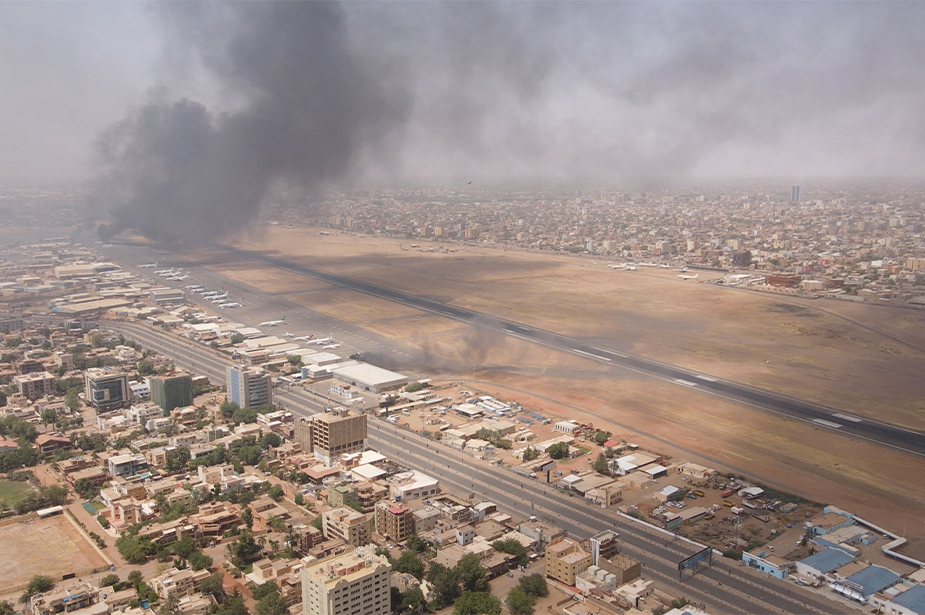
[207,245,925,460]
[105,322,859,615]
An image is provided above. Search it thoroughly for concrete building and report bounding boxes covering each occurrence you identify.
[322,507,374,547]
[14,372,55,400]
[107,453,147,478]
[30,581,99,615]
[545,538,591,586]
[85,368,129,411]
[127,401,164,425]
[150,567,211,599]
[148,372,193,412]
[311,408,367,463]
[301,546,391,615]
[227,365,273,409]
[331,363,408,393]
[375,501,414,543]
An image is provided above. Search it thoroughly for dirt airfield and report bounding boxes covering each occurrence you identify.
[180,226,925,543]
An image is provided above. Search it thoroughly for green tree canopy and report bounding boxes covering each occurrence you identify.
[453,591,500,615]
[519,574,549,597]
[492,538,528,567]
[506,586,535,615]
[394,550,425,580]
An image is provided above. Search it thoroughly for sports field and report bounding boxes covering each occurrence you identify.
[0,514,109,592]
[0,480,31,508]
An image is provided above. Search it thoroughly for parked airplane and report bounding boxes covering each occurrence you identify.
[210,292,230,302]
[322,343,342,350]
[154,268,173,275]
[678,267,689,273]
[283,332,294,337]
[293,334,314,341]
[184,284,205,290]
[158,268,180,276]
[201,291,221,298]
[139,262,158,268]
[306,334,333,345]
[626,265,637,271]
[172,274,190,280]
[608,264,626,269]
[259,317,286,327]
[220,302,243,308]
[678,273,699,280]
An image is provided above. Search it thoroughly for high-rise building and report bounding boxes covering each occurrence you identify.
[85,368,129,412]
[310,409,367,463]
[302,546,391,615]
[226,366,273,409]
[322,508,373,547]
[545,537,591,586]
[148,373,193,412]
[791,185,800,203]
[374,500,414,543]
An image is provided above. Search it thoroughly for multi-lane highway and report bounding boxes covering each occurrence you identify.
[209,246,925,460]
[106,321,854,615]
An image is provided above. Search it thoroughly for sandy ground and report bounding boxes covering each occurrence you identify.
[0,514,110,592]
[168,227,925,540]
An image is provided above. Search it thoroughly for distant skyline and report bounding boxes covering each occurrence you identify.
[2,1,925,189]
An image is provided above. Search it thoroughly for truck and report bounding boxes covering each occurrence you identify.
[721,488,735,498]
[693,489,705,497]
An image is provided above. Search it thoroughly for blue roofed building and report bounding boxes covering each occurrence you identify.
[830,564,901,604]
[794,548,855,579]
[742,547,794,579]
[871,583,925,615]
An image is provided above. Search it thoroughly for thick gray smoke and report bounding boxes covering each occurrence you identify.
[87,2,925,240]
[90,2,407,241]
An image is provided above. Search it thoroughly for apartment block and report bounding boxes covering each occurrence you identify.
[302,546,391,615]
[374,501,413,543]
[226,365,273,409]
[545,537,592,586]
[148,372,194,412]
[311,408,367,463]
[14,371,55,400]
[322,507,374,547]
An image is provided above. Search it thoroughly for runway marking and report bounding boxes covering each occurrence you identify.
[812,419,843,429]
[675,378,698,387]
[572,349,611,361]
[592,346,627,357]
[832,413,862,423]
[696,374,718,382]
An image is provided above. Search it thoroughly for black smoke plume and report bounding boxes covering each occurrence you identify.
[89,2,408,241]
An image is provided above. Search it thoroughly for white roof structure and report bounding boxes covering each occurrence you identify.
[351,464,387,481]
[332,363,408,392]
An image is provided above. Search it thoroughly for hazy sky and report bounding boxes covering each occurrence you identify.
[2,1,925,192]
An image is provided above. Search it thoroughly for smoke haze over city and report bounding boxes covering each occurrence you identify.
[2,2,925,237]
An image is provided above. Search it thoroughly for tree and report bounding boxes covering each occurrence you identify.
[519,574,548,597]
[25,575,54,596]
[227,531,262,567]
[404,382,423,393]
[137,359,155,376]
[294,493,305,506]
[426,563,460,607]
[456,554,488,593]
[391,586,402,613]
[199,572,224,599]
[0,600,15,615]
[260,432,282,450]
[173,536,198,560]
[116,534,155,564]
[241,506,254,530]
[406,535,430,553]
[492,538,528,567]
[255,591,285,615]
[230,333,245,345]
[99,573,120,589]
[128,570,143,588]
[592,453,611,475]
[73,478,99,500]
[401,587,426,612]
[593,430,611,446]
[395,550,425,580]
[547,442,569,459]
[522,447,539,462]
[506,586,535,615]
[251,582,280,601]
[157,593,181,615]
[215,591,246,615]
[166,447,191,473]
[65,389,80,412]
[267,484,284,501]
[220,401,239,420]
[453,592,500,615]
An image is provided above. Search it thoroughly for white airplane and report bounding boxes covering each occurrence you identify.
[210,292,229,302]
[259,317,286,327]
[678,273,699,280]
[626,265,637,271]
[306,334,333,345]
[608,264,626,269]
[154,268,173,275]
[184,284,205,290]
[194,288,213,294]
[220,302,242,308]
[678,267,689,273]
[139,262,158,268]
[172,274,190,280]
[293,334,315,342]
[283,332,294,337]
[322,343,342,350]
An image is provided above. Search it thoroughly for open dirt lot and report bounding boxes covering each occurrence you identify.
[173,227,925,538]
[0,514,109,592]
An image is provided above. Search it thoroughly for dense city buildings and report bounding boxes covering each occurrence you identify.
[301,546,391,615]
[148,372,193,412]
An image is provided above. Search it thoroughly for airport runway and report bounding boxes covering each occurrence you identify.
[216,246,925,459]
[104,321,845,615]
